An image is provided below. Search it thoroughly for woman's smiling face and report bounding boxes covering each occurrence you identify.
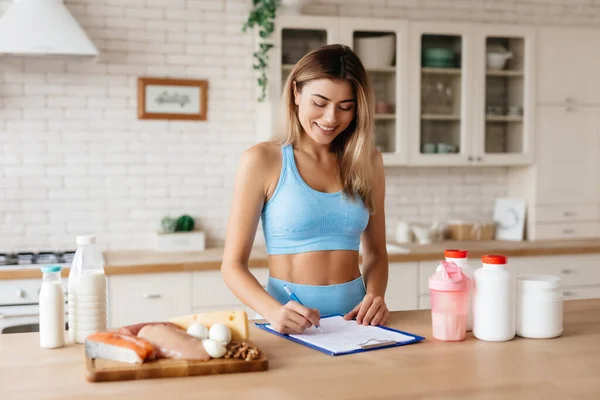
[294,78,356,145]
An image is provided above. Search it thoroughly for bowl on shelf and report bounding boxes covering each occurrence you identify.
[354,33,396,68]
[486,51,513,70]
[423,48,455,68]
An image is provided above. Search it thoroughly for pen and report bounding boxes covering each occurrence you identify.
[283,285,324,333]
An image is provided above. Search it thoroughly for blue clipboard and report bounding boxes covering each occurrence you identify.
[255,314,425,356]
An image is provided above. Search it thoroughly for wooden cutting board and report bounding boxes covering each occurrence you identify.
[86,348,268,382]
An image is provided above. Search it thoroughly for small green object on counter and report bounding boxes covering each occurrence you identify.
[160,217,178,233]
[175,215,195,232]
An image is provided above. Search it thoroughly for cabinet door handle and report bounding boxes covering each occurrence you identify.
[468,156,474,161]
[563,229,575,234]
[563,211,575,217]
[142,294,162,299]
[0,312,40,319]
[563,291,574,297]
[476,156,482,162]
[561,269,575,274]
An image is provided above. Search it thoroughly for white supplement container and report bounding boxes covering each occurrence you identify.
[516,275,563,339]
[473,254,515,342]
[39,265,66,349]
[68,235,107,344]
[443,249,474,331]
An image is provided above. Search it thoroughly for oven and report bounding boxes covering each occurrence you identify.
[0,276,69,335]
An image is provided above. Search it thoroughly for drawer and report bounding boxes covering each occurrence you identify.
[536,205,599,223]
[0,279,67,305]
[192,268,269,309]
[108,272,192,329]
[562,286,600,301]
[534,222,600,240]
[515,254,600,287]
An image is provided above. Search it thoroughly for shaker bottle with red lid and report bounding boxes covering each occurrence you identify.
[429,260,470,341]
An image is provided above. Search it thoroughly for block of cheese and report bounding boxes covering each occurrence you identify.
[169,310,249,342]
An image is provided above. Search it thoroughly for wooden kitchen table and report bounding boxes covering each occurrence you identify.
[1,299,599,400]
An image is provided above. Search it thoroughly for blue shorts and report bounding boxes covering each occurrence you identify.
[266,275,366,317]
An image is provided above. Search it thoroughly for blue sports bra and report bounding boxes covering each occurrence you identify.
[261,144,370,255]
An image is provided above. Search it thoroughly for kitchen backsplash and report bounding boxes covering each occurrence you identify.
[0,0,587,251]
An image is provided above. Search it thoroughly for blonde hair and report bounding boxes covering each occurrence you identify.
[271,44,376,212]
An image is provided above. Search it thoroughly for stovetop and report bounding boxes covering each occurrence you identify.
[0,251,75,268]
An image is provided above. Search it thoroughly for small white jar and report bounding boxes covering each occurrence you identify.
[516,275,563,339]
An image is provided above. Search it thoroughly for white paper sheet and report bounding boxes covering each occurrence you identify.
[265,315,415,354]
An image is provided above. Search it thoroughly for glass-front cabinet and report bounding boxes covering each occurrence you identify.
[474,25,535,165]
[258,16,535,167]
[408,22,472,165]
[339,19,408,165]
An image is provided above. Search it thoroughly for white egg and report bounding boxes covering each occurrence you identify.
[202,339,226,359]
[187,323,209,340]
[208,323,232,345]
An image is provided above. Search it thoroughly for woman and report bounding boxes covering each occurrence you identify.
[221,44,389,334]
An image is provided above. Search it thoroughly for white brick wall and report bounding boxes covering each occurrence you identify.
[0,0,586,252]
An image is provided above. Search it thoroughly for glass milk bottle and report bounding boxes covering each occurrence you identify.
[473,254,515,342]
[39,265,66,349]
[444,249,474,331]
[68,235,107,344]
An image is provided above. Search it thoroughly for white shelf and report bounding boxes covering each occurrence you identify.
[486,70,524,77]
[421,67,461,75]
[486,115,524,122]
[366,66,396,73]
[421,114,461,121]
[375,113,395,120]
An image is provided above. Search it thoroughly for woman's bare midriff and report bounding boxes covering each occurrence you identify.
[267,250,361,285]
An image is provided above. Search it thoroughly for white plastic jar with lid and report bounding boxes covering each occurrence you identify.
[443,249,474,331]
[516,275,563,339]
[473,254,515,342]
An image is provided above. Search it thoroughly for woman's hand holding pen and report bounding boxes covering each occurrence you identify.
[264,302,321,335]
[344,293,389,326]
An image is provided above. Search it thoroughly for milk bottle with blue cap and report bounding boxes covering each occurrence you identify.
[39,265,66,349]
[67,235,107,343]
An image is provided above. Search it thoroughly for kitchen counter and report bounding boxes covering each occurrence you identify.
[1,299,599,399]
[2,238,599,280]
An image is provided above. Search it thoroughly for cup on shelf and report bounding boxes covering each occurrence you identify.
[422,142,437,154]
[376,100,394,114]
[437,143,455,153]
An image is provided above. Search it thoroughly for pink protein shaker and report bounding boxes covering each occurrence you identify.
[428,261,471,341]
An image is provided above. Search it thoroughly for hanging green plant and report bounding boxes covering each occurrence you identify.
[242,0,279,102]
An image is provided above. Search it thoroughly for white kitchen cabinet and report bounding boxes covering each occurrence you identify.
[472,24,535,166]
[192,267,269,319]
[339,18,409,165]
[408,21,535,166]
[535,106,599,205]
[508,104,600,240]
[385,262,418,311]
[538,27,600,106]
[407,21,473,166]
[258,15,535,167]
[107,272,192,329]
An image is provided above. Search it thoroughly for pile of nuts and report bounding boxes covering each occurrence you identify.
[224,341,261,361]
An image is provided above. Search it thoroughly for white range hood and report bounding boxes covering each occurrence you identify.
[0,0,99,57]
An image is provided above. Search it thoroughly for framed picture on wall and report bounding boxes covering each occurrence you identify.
[137,77,208,121]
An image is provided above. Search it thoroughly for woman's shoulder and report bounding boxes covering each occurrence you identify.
[239,141,283,173]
